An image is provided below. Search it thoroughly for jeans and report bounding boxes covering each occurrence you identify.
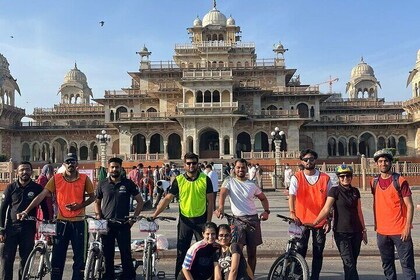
[51,220,87,280]
[334,232,362,280]
[102,223,135,280]
[175,214,206,279]
[0,222,36,280]
[377,233,416,280]
[297,227,326,280]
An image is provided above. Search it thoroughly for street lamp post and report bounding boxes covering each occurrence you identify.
[96,130,111,167]
[271,127,286,190]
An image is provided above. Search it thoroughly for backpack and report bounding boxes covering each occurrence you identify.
[372,172,404,230]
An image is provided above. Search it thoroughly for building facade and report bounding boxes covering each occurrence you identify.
[1,3,420,164]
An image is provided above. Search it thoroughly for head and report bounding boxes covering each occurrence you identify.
[373,149,393,174]
[298,164,304,171]
[41,164,54,179]
[17,161,33,183]
[217,224,232,247]
[63,153,78,173]
[202,222,217,244]
[234,158,248,179]
[183,152,199,174]
[137,163,144,169]
[108,157,123,179]
[171,164,176,170]
[299,149,318,171]
[335,164,353,186]
[132,166,136,170]
[225,162,230,166]
[205,164,212,172]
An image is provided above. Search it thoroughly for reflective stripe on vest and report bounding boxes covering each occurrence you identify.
[177,173,208,218]
[295,171,329,227]
[55,173,87,218]
[373,176,407,235]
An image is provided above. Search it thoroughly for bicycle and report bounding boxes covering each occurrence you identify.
[22,217,60,280]
[84,215,141,280]
[221,212,256,243]
[267,214,310,280]
[128,215,176,280]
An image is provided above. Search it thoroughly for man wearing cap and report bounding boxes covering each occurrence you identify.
[95,157,144,280]
[289,149,333,280]
[371,149,416,279]
[18,153,95,280]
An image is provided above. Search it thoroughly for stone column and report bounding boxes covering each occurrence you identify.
[146,141,150,159]
[219,137,223,158]
[163,141,168,160]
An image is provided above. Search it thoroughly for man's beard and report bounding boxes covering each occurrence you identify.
[111,172,120,178]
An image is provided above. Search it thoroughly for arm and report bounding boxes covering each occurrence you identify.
[313,197,335,226]
[214,262,222,280]
[152,193,174,219]
[227,252,241,280]
[94,199,102,219]
[0,185,11,242]
[130,194,144,226]
[256,192,269,221]
[288,195,299,223]
[215,188,228,218]
[357,198,368,244]
[39,196,51,221]
[181,268,194,280]
[401,195,414,241]
[206,192,214,222]
[18,188,50,219]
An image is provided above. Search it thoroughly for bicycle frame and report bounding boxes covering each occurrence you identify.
[222,213,256,243]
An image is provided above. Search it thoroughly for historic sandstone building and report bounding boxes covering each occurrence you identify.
[1,3,420,165]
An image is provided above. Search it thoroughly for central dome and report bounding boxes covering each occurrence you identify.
[351,58,374,78]
[64,63,87,83]
[202,8,227,27]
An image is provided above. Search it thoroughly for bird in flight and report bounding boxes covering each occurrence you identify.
[99,21,105,27]
[10,36,13,38]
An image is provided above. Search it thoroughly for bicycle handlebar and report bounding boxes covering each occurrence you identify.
[276,214,316,229]
[23,216,63,224]
[84,215,127,224]
[222,213,256,231]
[125,215,177,222]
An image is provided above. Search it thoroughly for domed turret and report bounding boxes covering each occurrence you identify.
[226,15,235,26]
[202,7,227,27]
[59,63,92,104]
[64,63,87,83]
[193,16,202,27]
[0,53,10,74]
[406,49,420,98]
[351,57,375,78]
[347,57,380,100]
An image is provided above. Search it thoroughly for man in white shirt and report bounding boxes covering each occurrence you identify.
[204,164,219,208]
[247,163,257,183]
[216,159,270,274]
[284,163,293,190]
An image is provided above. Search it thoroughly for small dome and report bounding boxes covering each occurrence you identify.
[0,53,10,73]
[141,45,149,52]
[226,15,235,26]
[193,16,202,27]
[351,58,374,78]
[64,63,87,83]
[202,8,227,27]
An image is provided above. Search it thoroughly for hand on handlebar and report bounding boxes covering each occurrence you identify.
[289,212,302,226]
[214,208,224,219]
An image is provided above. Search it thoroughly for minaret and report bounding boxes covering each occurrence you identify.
[406,49,420,98]
[346,57,381,100]
[59,63,92,104]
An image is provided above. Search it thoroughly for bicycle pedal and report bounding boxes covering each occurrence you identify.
[157,271,165,279]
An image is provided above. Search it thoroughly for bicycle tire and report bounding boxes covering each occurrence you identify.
[144,242,153,280]
[22,246,45,280]
[267,252,309,280]
[84,249,103,280]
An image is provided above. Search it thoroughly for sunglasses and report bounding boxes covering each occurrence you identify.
[338,174,352,179]
[218,233,230,238]
[185,162,198,166]
[302,157,315,163]
[65,160,77,164]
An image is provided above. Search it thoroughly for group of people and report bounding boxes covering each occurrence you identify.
[0,147,416,280]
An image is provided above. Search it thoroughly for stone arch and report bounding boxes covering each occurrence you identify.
[186,136,194,153]
[32,142,41,161]
[218,61,224,68]
[398,136,407,155]
[90,142,98,161]
[204,90,211,103]
[223,136,230,155]
[147,107,157,113]
[185,90,194,104]
[297,103,309,118]
[359,132,376,157]
[328,137,337,156]
[299,135,314,151]
[387,136,396,149]
[237,132,251,153]
[199,128,219,158]
[348,137,358,156]
[80,146,89,160]
[338,137,347,156]
[213,90,220,102]
[168,133,182,159]
[22,143,31,161]
[221,90,230,102]
[267,105,277,111]
[51,137,68,163]
[218,34,223,41]
[236,61,242,68]
[69,142,78,155]
[110,110,114,121]
[132,133,146,154]
[115,106,128,120]
[254,131,269,152]
[196,90,203,103]
[377,136,386,150]
[150,133,164,154]
[41,142,50,161]
[111,139,119,154]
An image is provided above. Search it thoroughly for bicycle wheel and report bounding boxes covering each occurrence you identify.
[144,242,153,280]
[84,249,103,280]
[22,246,45,280]
[267,252,309,280]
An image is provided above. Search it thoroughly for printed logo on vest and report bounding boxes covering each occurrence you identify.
[27,191,35,199]
[319,189,325,194]
[119,186,127,193]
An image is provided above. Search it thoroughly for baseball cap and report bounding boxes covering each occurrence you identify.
[64,153,78,162]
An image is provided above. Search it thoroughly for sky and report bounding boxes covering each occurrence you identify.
[1,0,419,116]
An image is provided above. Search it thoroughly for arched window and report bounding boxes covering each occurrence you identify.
[204,90,211,103]
[398,136,407,155]
[196,91,203,103]
[297,103,309,118]
[328,138,337,156]
[213,90,220,102]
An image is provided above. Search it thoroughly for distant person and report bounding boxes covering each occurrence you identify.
[283,163,293,190]
[371,149,416,279]
[223,162,231,178]
[247,163,256,183]
[255,163,263,190]
[205,164,219,208]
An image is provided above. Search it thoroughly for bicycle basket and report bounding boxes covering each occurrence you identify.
[39,222,57,236]
[288,223,304,239]
[156,234,169,250]
[88,219,108,234]
[139,219,159,232]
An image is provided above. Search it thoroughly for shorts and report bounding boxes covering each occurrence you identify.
[234,214,262,248]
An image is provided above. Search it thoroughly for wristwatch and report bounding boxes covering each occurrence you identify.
[264,209,271,214]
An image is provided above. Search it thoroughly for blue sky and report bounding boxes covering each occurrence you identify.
[1,0,419,115]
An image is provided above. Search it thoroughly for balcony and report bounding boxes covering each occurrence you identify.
[317,114,412,124]
[31,104,104,115]
[249,109,300,119]
[177,102,238,115]
[114,112,176,122]
[182,70,232,81]
[321,99,402,109]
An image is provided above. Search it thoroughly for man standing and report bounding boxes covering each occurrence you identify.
[247,163,257,183]
[216,158,270,274]
[95,157,144,280]
[289,149,332,280]
[0,162,50,280]
[255,163,263,190]
[223,162,231,178]
[18,153,95,280]
[204,164,219,208]
[283,163,293,190]
[371,149,416,279]
[152,152,214,279]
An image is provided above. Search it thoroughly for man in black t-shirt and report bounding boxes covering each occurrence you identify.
[95,157,144,280]
[0,161,50,280]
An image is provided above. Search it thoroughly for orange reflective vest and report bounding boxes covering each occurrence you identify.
[295,171,329,227]
[55,173,87,219]
[372,176,408,235]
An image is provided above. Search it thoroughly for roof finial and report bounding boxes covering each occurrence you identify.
[213,0,217,9]
[74,61,78,69]
[361,56,364,63]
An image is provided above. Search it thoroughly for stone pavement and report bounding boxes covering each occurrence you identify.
[115,188,420,259]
